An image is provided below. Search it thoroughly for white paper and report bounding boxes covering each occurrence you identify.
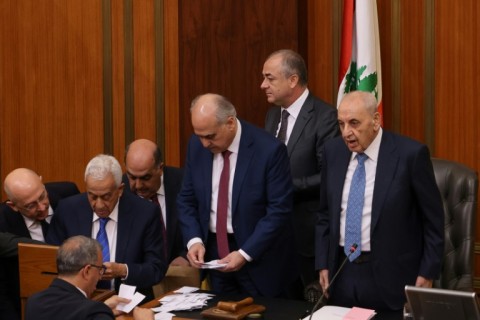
[154,311,175,320]
[200,260,227,269]
[115,284,146,314]
[302,306,351,320]
[173,286,199,294]
[152,292,214,312]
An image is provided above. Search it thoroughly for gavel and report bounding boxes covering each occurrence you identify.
[216,297,254,312]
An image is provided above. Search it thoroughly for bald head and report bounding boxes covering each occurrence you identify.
[124,139,163,199]
[4,168,49,220]
[190,93,237,154]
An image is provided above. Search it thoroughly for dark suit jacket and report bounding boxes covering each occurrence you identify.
[46,191,167,300]
[0,181,79,320]
[265,93,338,256]
[315,131,444,309]
[177,119,298,297]
[25,278,114,320]
[122,166,185,263]
[0,181,80,238]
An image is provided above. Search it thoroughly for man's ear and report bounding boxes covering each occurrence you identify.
[6,200,19,212]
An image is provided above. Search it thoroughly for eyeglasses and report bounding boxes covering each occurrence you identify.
[16,189,48,212]
[89,264,107,276]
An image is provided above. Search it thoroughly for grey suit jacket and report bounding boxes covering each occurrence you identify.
[265,92,339,256]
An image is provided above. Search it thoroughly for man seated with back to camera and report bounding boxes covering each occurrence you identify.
[26,235,154,320]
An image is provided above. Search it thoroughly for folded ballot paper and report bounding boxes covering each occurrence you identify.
[303,306,376,320]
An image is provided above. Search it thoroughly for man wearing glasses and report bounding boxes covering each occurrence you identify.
[1,168,78,242]
[0,168,79,320]
[26,235,154,320]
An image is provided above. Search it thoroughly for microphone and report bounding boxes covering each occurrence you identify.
[307,243,358,320]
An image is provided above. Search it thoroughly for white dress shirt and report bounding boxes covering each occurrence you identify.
[22,206,53,242]
[276,88,309,145]
[340,128,383,251]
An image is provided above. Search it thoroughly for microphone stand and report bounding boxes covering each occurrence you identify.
[307,244,358,320]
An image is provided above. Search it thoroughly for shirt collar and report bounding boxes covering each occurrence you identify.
[281,88,309,120]
[22,205,53,228]
[225,119,242,154]
[92,199,120,223]
[351,127,383,162]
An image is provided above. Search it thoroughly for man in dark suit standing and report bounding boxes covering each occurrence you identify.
[177,93,299,298]
[315,91,444,311]
[123,139,187,266]
[47,154,167,301]
[262,49,339,289]
[26,235,154,320]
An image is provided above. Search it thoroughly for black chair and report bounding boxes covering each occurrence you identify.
[431,158,478,291]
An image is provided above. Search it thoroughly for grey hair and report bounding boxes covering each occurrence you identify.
[84,154,122,186]
[190,93,237,124]
[267,49,308,86]
[57,236,101,276]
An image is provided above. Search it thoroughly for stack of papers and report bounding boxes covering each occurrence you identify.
[116,284,146,313]
[200,260,227,269]
[152,291,214,313]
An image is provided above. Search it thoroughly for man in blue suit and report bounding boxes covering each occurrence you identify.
[315,91,444,311]
[47,154,167,301]
[177,93,299,298]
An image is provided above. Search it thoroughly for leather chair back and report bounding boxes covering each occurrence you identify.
[431,158,478,291]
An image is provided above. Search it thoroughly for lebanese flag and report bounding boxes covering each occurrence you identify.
[337,0,383,117]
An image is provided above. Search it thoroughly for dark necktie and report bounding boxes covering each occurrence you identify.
[344,153,368,261]
[277,109,290,144]
[40,219,49,237]
[216,150,232,258]
[151,195,168,261]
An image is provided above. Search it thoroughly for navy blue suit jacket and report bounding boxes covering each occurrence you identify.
[177,120,298,297]
[26,278,114,320]
[46,192,167,298]
[122,166,186,263]
[315,131,444,309]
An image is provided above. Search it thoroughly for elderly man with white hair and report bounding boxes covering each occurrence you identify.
[47,154,167,301]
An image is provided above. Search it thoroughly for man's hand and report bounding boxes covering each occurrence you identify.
[133,307,154,320]
[103,295,131,316]
[170,256,190,267]
[218,251,247,272]
[415,276,433,288]
[319,269,330,298]
[103,262,127,280]
[187,243,205,268]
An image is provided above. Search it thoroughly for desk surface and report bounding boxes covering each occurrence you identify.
[117,291,403,320]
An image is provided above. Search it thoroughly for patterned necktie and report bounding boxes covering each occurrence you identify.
[277,110,290,144]
[151,195,168,261]
[344,153,368,261]
[216,150,232,258]
[96,217,110,262]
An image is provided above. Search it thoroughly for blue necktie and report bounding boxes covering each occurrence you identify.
[97,217,110,262]
[344,153,368,261]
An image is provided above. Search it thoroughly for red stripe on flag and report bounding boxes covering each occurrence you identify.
[338,0,355,87]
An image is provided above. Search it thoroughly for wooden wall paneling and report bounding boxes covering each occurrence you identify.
[163,0,181,166]
[133,0,157,141]
[399,0,426,142]
[111,0,127,162]
[0,0,105,196]
[177,0,299,164]
[305,0,334,105]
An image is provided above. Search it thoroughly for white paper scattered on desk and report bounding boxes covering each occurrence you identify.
[151,292,214,313]
[200,260,227,269]
[154,311,175,320]
[115,284,146,314]
[173,286,199,293]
